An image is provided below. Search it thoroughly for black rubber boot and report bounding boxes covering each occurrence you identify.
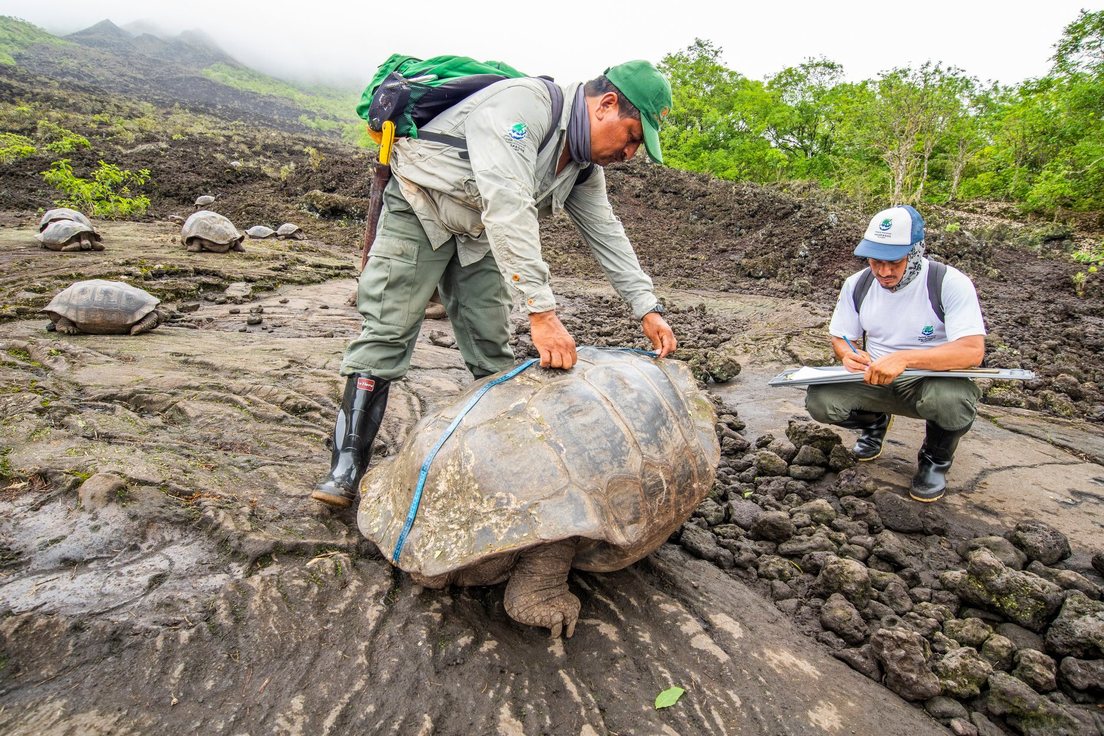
[311,374,390,508]
[835,410,892,461]
[910,421,972,502]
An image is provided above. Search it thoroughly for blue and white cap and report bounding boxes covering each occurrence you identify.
[854,205,925,260]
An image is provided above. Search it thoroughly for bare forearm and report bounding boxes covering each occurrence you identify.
[893,336,985,371]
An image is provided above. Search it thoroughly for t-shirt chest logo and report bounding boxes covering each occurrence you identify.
[918,324,937,343]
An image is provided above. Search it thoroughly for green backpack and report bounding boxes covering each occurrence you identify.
[357,53,570,159]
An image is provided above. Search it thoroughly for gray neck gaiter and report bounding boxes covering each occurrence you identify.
[890,243,927,292]
[567,86,591,165]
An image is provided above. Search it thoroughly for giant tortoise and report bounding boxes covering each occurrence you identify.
[357,347,720,638]
[181,210,244,253]
[36,220,104,251]
[43,280,162,335]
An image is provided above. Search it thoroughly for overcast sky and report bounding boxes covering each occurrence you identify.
[3,0,1101,90]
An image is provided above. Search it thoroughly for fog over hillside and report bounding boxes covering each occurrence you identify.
[5,0,1098,92]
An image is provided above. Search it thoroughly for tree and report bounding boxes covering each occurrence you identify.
[1051,9,1104,77]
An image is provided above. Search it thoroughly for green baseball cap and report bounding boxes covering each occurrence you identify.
[604,60,672,164]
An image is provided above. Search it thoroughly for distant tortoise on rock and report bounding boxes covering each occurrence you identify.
[181,210,244,253]
[36,220,104,251]
[194,194,216,208]
[245,225,276,239]
[276,223,304,239]
[357,347,720,638]
[43,279,162,335]
[38,207,94,232]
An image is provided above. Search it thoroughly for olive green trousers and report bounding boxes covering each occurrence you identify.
[340,179,514,380]
[805,375,981,432]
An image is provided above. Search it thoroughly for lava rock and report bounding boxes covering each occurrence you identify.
[77,472,127,510]
[813,557,872,608]
[941,549,1062,632]
[984,671,1092,736]
[944,618,994,648]
[785,420,843,456]
[1045,592,1104,658]
[926,695,970,722]
[872,530,921,569]
[869,627,941,701]
[726,497,763,530]
[959,535,1028,570]
[934,647,993,698]
[787,464,825,481]
[821,593,868,645]
[791,498,836,525]
[678,524,735,568]
[777,534,837,557]
[757,555,801,582]
[873,491,925,533]
[1059,657,1104,693]
[1008,519,1071,565]
[979,634,1015,671]
[832,644,883,682]
[1012,649,1057,692]
[750,510,795,543]
[791,445,828,467]
[1025,561,1101,600]
[753,450,788,477]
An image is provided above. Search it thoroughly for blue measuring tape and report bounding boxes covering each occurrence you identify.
[391,358,538,563]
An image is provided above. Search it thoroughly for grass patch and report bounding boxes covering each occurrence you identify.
[0,16,68,66]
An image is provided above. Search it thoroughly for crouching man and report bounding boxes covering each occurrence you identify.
[806,205,986,502]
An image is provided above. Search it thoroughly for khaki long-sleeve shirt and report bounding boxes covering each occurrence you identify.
[389,78,658,318]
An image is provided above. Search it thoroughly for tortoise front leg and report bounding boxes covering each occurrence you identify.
[55,317,80,335]
[129,312,160,335]
[503,538,579,639]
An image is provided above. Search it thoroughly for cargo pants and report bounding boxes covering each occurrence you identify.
[805,375,981,432]
[340,178,515,380]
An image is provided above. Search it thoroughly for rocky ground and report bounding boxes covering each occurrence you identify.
[0,209,1102,735]
[2,53,1104,734]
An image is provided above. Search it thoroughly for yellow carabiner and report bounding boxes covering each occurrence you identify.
[379,120,396,166]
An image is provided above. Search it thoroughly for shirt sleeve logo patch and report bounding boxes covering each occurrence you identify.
[508,123,528,140]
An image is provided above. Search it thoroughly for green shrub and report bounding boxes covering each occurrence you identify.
[36,119,90,153]
[0,131,35,163]
[42,159,151,218]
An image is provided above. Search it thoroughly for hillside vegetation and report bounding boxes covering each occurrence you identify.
[0,15,66,65]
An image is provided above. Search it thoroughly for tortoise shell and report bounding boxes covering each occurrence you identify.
[357,347,720,577]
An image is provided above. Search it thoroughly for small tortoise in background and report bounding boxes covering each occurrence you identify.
[276,223,304,239]
[181,210,244,253]
[43,280,162,335]
[245,225,276,239]
[37,220,104,251]
[357,347,720,638]
[194,194,216,208]
[38,208,94,232]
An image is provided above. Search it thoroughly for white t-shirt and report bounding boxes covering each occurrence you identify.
[829,259,986,360]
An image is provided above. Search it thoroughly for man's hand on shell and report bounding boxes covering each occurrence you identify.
[530,310,577,369]
[642,312,676,358]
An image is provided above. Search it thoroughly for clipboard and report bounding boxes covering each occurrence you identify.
[768,366,1036,387]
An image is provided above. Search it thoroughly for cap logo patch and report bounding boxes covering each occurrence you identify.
[879,218,893,232]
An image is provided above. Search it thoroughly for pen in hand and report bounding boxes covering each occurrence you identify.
[842,336,869,370]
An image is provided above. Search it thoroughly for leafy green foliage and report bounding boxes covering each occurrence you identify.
[0,15,67,66]
[0,132,35,163]
[655,686,686,709]
[658,11,1104,218]
[42,159,151,218]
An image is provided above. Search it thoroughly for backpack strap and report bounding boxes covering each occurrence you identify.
[926,260,947,323]
[852,261,948,322]
[852,268,875,314]
[418,77,564,157]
